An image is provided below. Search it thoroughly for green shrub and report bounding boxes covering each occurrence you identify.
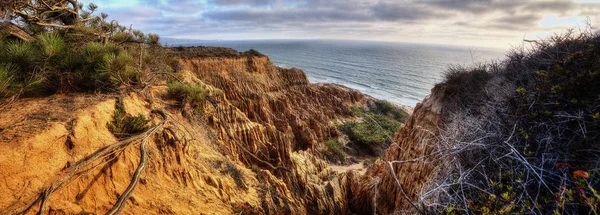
[37,33,66,58]
[373,100,407,121]
[107,98,149,138]
[0,1,170,100]
[4,40,38,74]
[97,52,138,89]
[340,111,401,155]
[145,33,160,45]
[424,31,600,214]
[111,32,134,44]
[0,63,18,96]
[167,81,207,106]
[320,139,345,161]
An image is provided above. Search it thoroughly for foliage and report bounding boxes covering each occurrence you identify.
[174,46,265,58]
[320,139,345,161]
[418,29,600,214]
[97,52,138,88]
[107,98,149,138]
[340,106,404,156]
[0,63,18,96]
[0,1,172,101]
[372,100,407,122]
[38,33,66,58]
[167,81,207,107]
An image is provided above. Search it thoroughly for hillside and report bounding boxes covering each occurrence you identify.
[0,45,411,214]
[2,1,599,214]
[350,31,600,214]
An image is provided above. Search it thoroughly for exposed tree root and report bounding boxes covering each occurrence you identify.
[105,134,148,215]
[9,109,168,215]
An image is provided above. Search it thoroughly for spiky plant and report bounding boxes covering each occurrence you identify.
[107,98,149,138]
[167,81,207,106]
[37,33,66,58]
[98,52,137,89]
[145,34,160,45]
[111,32,133,44]
[82,42,110,65]
[4,40,37,72]
[0,63,18,96]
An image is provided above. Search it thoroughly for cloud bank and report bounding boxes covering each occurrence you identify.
[84,0,600,48]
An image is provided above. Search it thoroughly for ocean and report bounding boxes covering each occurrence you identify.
[166,39,506,107]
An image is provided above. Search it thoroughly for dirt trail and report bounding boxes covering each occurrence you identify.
[329,161,367,175]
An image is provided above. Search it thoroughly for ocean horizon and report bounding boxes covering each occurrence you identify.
[165,39,506,106]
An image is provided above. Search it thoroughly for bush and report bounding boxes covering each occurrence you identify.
[4,40,37,73]
[38,33,66,58]
[107,98,149,138]
[417,30,600,214]
[320,139,345,161]
[97,52,138,89]
[167,81,207,107]
[372,100,407,122]
[0,63,18,96]
[340,108,403,156]
[0,33,148,95]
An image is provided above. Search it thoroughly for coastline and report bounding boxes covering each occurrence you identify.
[314,83,415,115]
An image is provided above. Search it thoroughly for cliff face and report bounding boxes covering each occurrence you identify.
[178,55,368,214]
[179,56,365,151]
[350,86,445,214]
[0,50,369,214]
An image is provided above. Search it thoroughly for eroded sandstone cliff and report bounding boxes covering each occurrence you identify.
[0,48,374,214]
[349,86,445,214]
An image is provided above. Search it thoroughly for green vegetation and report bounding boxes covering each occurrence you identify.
[372,100,407,122]
[167,81,207,107]
[0,1,174,100]
[320,139,345,161]
[340,101,405,156]
[424,30,600,214]
[107,98,149,138]
[174,46,265,58]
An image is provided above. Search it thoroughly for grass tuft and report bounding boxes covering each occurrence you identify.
[167,81,207,107]
[107,98,149,138]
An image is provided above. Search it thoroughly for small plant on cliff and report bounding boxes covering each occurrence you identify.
[373,100,407,122]
[167,80,207,107]
[320,139,346,161]
[340,106,404,156]
[107,98,149,138]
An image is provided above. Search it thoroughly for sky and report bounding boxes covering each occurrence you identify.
[81,0,600,49]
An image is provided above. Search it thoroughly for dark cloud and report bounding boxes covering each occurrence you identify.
[203,8,372,22]
[209,0,272,6]
[495,13,541,26]
[369,2,448,21]
[85,0,599,47]
[427,0,496,13]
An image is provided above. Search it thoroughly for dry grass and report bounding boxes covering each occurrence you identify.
[388,28,600,214]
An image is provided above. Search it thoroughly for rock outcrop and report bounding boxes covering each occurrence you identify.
[0,48,371,214]
[350,86,445,214]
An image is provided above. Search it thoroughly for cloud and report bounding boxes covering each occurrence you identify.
[369,2,447,21]
[84,0,600,48]
[209,0,272,6]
